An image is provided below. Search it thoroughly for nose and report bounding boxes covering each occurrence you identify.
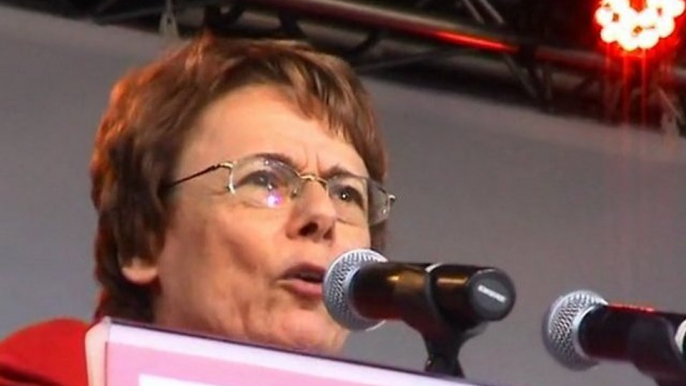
[285,178,337,242]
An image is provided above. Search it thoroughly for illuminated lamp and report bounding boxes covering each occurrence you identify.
[594,0,685,52]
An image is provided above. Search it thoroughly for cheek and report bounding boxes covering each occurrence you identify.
[156,208,285,314]
[155,218,209,289]
[156,203,236,293]
[211,208,285,276]
[362,228,372,247]
[340,226,372,251]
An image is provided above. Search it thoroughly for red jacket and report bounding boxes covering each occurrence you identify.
[0,319,89,386]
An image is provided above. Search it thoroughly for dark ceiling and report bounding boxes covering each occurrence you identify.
[2,0,685,134]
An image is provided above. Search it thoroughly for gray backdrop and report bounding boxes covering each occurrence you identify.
[2,5,685,386]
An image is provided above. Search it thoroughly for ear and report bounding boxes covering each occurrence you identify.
[121,257,159,285]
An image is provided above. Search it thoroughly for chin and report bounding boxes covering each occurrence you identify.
[279,334,344,355]
[273,311,348,354]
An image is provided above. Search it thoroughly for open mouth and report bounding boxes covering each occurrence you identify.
[291,270,324,284]
[282,264,326,298]
[284,264,325,283]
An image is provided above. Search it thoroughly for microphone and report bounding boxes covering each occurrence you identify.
[542,290,686,370]
[322,249,516,331]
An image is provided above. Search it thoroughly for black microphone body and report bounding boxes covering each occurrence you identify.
[543,290,686,378]
[578,304,686,363]
[350,262,515,326]
[323,250,516,331]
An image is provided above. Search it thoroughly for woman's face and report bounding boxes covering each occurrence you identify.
[122,85,372,354]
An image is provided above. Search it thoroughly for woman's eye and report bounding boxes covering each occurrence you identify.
[333,185,366,208]
[239,170,286,189]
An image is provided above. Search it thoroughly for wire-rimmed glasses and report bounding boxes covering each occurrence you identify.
[164,154,395,227]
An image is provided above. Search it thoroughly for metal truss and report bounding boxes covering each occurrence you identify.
[80,0,686,134]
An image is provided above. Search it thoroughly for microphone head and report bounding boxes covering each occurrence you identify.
[323,249,388,331]
[542,289,608,370]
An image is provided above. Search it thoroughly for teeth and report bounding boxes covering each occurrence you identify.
[296,272,322,282]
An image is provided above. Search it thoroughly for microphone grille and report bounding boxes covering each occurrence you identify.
[542,290,607,370]
[323,249,387,331]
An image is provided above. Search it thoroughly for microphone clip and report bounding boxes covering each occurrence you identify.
[393,265,485,378]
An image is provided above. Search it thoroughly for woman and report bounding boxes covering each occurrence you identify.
[0,34,394,386]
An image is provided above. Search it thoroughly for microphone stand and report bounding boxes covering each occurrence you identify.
[627,315,686,386]
[392,265,485,378]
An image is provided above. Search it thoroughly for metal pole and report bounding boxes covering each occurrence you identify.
[245,0,519,52]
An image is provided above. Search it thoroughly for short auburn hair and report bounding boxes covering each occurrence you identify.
[90,33,389,322]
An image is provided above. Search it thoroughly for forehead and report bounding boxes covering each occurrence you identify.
[178,86,368,177]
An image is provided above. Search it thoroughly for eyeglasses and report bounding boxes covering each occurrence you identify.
[163,154,395,227]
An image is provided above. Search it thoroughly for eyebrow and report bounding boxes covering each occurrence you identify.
[253,152,363,179]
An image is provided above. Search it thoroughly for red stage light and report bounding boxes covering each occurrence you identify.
[595,0,684,51]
